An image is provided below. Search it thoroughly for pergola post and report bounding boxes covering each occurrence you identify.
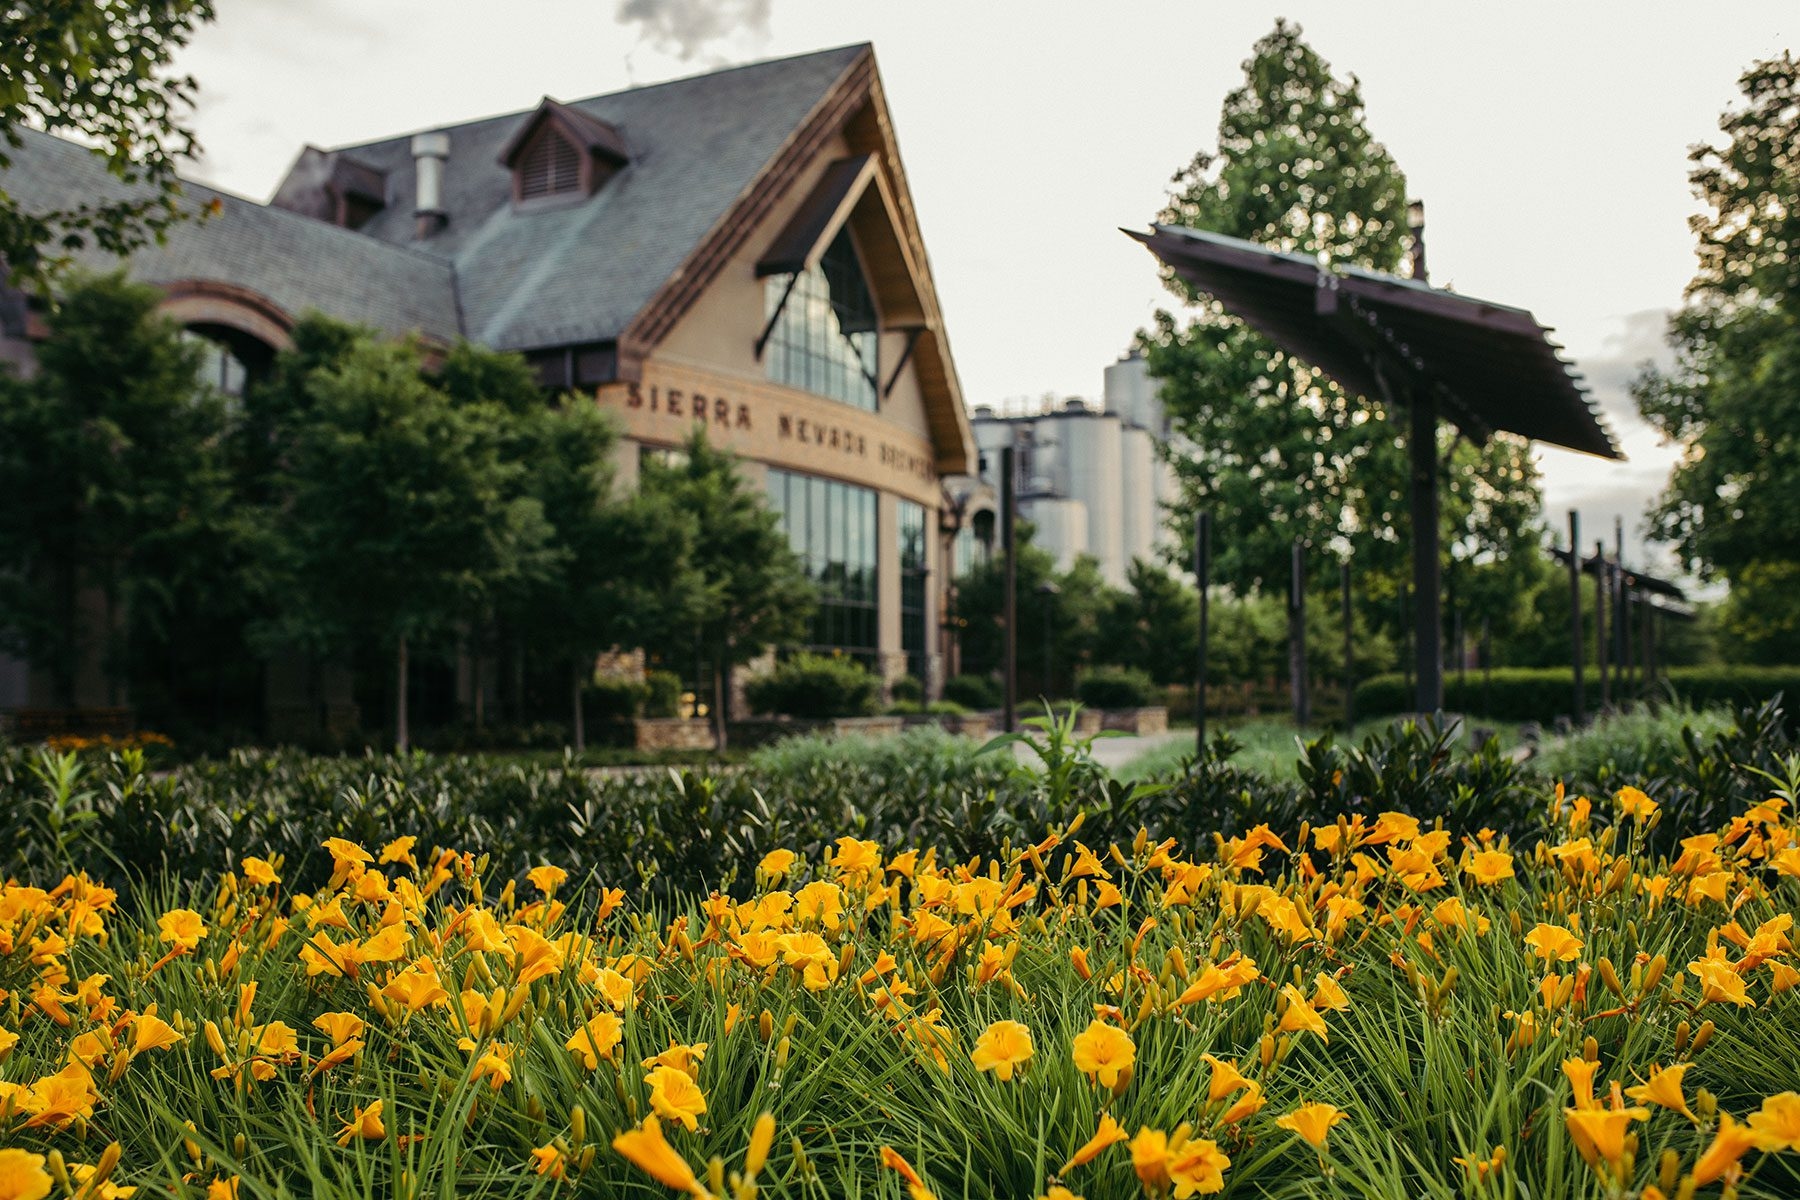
[1194,511,1210,756]
[1409,388,1443,713]
[1001,445,1017,733]
[1595,540,1610,711]
[1569,511,1585,724]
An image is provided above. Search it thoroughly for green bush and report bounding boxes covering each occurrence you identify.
[744,652,879,719]
[1354,665,1800,722]
[943,673,1002,710]
[1075,665,1156,709]
[889,674,924,704]
[643,669,683,719]
[587,677,646,720]
[1533,702,1736,787]
[8,697,1794,903]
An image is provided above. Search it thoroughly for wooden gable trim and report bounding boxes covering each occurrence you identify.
[848,167,926,328]
[842,70,973,476]
[756,154,877,277]
[620,47,973,478]
[750,152,925,326]
[619,48,876,364]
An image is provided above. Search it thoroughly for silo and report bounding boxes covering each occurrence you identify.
[1019,496,1089,573]
[1051,403,1125,586]
[1120,424,1158,568]
[1104,350,1157,431]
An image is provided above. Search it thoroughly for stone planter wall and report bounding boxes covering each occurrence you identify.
[630,718,716,752]
[900,712,994,739]
[728,715,908,748]
[1101,706,1168,736]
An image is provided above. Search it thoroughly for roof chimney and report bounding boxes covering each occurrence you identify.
[411,132,450,238]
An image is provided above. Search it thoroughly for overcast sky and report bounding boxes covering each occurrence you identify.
[173,1,1793,580]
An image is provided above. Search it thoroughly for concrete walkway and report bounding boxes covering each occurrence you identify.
[1010,727,1192,773]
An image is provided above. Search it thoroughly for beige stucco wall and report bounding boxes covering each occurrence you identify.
[607,128,952,693]
[654,130,934,448]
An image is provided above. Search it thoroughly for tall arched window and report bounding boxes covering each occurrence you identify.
[763,227,879,411]
[180,329,249,398]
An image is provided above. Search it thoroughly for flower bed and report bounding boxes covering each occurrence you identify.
[2,781,1799,1198]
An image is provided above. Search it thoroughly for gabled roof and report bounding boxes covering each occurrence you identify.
[0,128,460,342]
[4,43,976,477]
[308,44,871,353]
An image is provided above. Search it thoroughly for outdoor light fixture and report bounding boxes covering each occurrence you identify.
[1407,199,1425,231]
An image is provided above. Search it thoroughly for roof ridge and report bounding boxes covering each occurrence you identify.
[324,42,872,155]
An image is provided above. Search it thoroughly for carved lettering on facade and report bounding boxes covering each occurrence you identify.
[607,378,936,489]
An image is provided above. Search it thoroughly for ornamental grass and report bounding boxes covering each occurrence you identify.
[3,782,1800,1197]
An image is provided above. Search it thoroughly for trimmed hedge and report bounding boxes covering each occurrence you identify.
[1353,664,1800,722]
[744,652,880,718]
[1075,665,1157,709]
[585,669,684,720]
[943,673,1003,710]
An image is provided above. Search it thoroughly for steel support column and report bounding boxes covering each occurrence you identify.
[1001,446,1017,733]
[1569,512,1584,723]
[1410,389,1443,712]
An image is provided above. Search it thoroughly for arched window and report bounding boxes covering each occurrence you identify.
[181,329,249,398]
[763,227,879,411]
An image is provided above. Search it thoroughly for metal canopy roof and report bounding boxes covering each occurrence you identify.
[1128,223,1621,461]
[1550,546,1688,601]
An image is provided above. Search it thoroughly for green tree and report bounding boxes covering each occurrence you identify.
[439,342,705,750]
[256,329,548,750]
[953,529,1123,698]
[1719,562,1800,663]
[639,431,813,748]
[1144,20,1547,649]
[1098,559,1198,686]
[2,1,216,286]
[1634,52,1800,590]
[0,272,227,707]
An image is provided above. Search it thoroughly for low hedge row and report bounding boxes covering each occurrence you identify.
[1353,664,1800,722]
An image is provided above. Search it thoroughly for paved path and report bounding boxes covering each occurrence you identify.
[1011,728,1192,773]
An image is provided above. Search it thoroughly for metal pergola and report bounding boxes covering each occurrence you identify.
[1130,221,1621,713]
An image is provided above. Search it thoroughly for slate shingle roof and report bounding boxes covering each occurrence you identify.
[3,44,869,355]
[0,128,461,342]
[315,43,869,352]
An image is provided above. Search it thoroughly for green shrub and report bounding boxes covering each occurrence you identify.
[944,674,1002,710]
[744,652,879,719]
[889,674,923,704]
[643,669,683,719]
[1354,664,1800,723]
[1533,702,1736,786]
[1075,665,1156,709]
[587,677,646,720]
[9,697,1795,904]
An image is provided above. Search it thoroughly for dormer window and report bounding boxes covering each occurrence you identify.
[517,128,582,200]
[498,97,629,208]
